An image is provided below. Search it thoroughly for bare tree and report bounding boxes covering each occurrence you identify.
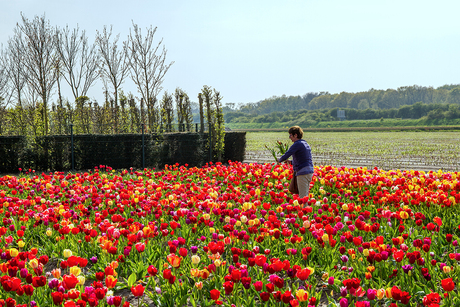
[16,13,58,135]
[0,49,9,135]
[0,49,9,101]
[56,25,99,100]
[1,43,28,135]
[126,22,174,130]
[96,26,129,117]
[2,34,30,110]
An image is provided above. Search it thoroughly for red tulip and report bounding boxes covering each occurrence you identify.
[223,281,234,295]
[210,289,221,301]
[253,281,263,291]
[260,292,271,301]
[147,265,158,276]
[442,278,455,292]
[51,291,64,305]
[131,284,145,297]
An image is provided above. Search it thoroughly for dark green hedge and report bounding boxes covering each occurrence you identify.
[0,136,26,174]
[0,132,246,173]
[224,132,246,162]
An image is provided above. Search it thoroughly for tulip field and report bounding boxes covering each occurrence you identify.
[1,155,460,306]
[245,131,460,172]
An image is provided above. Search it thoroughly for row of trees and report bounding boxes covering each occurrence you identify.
[0,85,226,134]
[0,14,173,134]
[226,84,460,116]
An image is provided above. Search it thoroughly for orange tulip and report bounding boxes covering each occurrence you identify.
[295,289,309,302]
[167,254,182,268]
[106,275,118,289]
[200,269,210,279]
[191,268,200,278]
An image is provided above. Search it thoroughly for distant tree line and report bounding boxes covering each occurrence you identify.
[225,102,460,125]
[223,84,460,124]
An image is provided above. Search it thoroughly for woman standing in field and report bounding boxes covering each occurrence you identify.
[278,126,314,199]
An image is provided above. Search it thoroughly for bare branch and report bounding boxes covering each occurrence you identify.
[127,22,174,128]
[16,13,58,134]
[96,25,129,106]
[2,32,28,108]
[0,48,9,103]
[56,25,99,99]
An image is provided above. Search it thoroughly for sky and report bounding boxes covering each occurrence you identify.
[1,0,460,106]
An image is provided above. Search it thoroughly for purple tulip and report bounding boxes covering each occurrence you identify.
[339,298,348,307]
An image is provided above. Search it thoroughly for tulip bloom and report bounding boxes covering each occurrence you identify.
[135,243,145,253]
[131,284,145,297]
[51,292,64,305]
[69,266,81,276]
[167,254,182,268]
[296,268,311,281]
[210,289,221,301]
[442,278,455,292]
[295,289,308,302]
[191,255,200,265]
[260,292,270,302]
[223,281,234,295]
[147,265,158,276]
[106,275,118,289]
[339,298,348,307]
[62,274,79,290]
[253,281,263,291]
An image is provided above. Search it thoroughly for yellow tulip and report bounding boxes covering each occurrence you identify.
[296,289,309,302]
[29,259,39,269]
[191,255,201,265]
[399,211,409,219]
[191,268,200,277]
[9,248,19,257]
[70,266,81,276]
[77,275,86,286]
[63,249,73,258]
[385,288,392,298]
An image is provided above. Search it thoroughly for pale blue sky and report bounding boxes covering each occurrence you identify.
[2,0,460,105]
